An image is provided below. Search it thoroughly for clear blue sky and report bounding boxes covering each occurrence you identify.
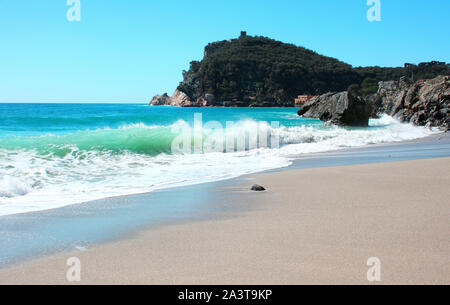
[0,0,448,103]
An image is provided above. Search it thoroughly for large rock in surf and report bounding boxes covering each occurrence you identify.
[298,91,372,127]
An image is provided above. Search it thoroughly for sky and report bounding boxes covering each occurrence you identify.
[0,0,449,103]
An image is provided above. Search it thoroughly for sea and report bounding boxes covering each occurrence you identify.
[0,103,436,216]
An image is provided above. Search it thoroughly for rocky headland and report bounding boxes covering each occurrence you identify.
[150,34,448,109]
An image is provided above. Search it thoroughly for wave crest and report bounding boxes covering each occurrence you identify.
[0,115,438,215]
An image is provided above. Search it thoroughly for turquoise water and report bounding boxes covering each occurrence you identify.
[0,104,316,154]
[0,103,313,136]
[0,103,435,216]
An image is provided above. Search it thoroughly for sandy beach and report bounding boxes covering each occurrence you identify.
[1,156,449,285]
[2,0,449,288]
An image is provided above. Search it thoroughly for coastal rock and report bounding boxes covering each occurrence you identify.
[251,184,266,192]
[298,91,372,127]
[149,93,170,106]
[149,89,198,107]
[374,76,414,116]
[370,75,450,129]
[170,89,194,107]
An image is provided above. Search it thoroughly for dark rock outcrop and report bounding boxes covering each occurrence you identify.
[298,91,372,127]
[369,75,449,129]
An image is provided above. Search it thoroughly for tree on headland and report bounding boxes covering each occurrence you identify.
[347,84,362,97]
[361,77,379,96]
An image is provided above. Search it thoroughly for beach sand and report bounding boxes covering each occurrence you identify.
[0,157,449,285]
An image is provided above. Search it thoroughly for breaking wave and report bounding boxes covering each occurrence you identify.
[0,114,436,216]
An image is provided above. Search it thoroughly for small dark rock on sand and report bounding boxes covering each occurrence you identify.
[251,184,266,191]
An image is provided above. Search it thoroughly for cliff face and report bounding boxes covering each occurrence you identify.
[369,75,449,129]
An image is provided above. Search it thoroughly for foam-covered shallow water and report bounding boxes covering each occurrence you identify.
[0,104,437,216]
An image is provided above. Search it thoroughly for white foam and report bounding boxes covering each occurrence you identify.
[0,176,33,198]
[0,115,437,216]
[278,115,436,156]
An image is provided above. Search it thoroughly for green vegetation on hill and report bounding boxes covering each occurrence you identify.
[177,35,449,105]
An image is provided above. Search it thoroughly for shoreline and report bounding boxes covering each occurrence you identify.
[0,128,444,218]
[0,133,449,284]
